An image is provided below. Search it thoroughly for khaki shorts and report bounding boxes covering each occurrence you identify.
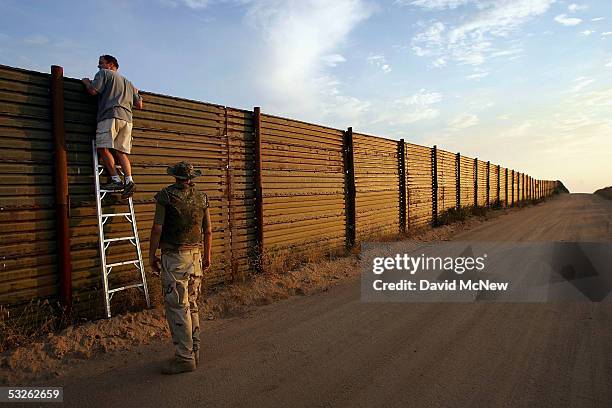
[96,118,133,154]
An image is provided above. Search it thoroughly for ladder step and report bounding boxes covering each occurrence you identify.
[102,212,131,217]
[103,236,135,243]
[107,259,140,268]
[97,164,123,169]
[100,189,124,193]
[108,283,144,294]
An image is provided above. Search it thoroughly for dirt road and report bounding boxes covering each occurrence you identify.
[57,194,612,407]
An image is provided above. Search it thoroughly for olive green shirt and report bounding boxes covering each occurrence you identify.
[153,183,210,250]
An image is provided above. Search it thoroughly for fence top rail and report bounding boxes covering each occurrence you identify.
[352,131,402,144]
[61,75,228,111]
[261,112,344,133]
[0,63,50,79]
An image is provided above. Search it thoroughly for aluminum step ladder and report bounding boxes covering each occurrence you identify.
[92,140,150,318]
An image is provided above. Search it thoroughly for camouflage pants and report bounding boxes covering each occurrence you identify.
[161,248,202,361]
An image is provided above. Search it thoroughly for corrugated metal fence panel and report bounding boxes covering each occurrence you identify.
[489,164,499,204]
[527,176,531,200]
[459,156,474,207]
[437,149,456,214]
[406,143,432,228]
[260,114,345,254]
[476,159,488,206]
[499,167,507,205]
[63,76,231,317]
[61,77,98,314]
[0,65,58,309]
[353,133,399,241]
[226,108,256,278]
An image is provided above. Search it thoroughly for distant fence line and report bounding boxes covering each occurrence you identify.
[0,64,561,320]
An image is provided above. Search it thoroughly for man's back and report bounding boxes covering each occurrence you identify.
[155,182,209,248]
[92,68,138,123]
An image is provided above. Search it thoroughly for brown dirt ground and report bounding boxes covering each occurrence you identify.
[0,201,541,385]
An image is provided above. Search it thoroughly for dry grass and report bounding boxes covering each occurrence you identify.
[200,244,356,319]
[0,300,68,354]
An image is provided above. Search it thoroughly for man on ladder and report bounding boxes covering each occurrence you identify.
[84,54,150,319]
[82,54,143,199]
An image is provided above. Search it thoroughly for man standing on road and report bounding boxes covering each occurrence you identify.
[149,161,212,375]
[82,54,143,199]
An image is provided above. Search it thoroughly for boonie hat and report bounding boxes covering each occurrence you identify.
[167,161,202,179]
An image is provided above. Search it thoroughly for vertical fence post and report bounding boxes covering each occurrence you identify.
[486,160,490,207]
[511,170,514,206]
[431,145,438,227]
[223,108,237,279]
[473,158,478,207]
[505,168,508,207]
[456,152,461,210]
[496,164,501,205]
[51,65,72,316]
[253,107,264,272]
[398,139,406,234]
[343,127,356,249]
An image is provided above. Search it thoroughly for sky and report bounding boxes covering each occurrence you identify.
[1,0,611,192]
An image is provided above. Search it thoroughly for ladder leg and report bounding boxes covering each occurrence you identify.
[129,197,150,308]
[93,139,112,318]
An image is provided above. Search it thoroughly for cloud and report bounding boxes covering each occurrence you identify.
[606,60,612,68]
[412,21,446,57]
[432,57,447,67]
[397,0,473,10]
[580,30,594,36]
[500,121,532,138]
[573,87,612,107]
[322,54,346,67]
[554,14,582,26]
[181,0,210,8]
[449,113,479,129]
[411,1,554,67]
[601,32,612,37]
[467,70,489,80]
[159,0,211,8]
[23,35,49,45]
[567,3,587,13]
[244,0,375,122]
[402,89,443,105]
[591,17,604,22]
[367,54,391,73]
[571,76,595,93]
[372,89,444,125]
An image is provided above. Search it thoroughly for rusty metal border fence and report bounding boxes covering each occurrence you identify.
[0,63,560,321]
